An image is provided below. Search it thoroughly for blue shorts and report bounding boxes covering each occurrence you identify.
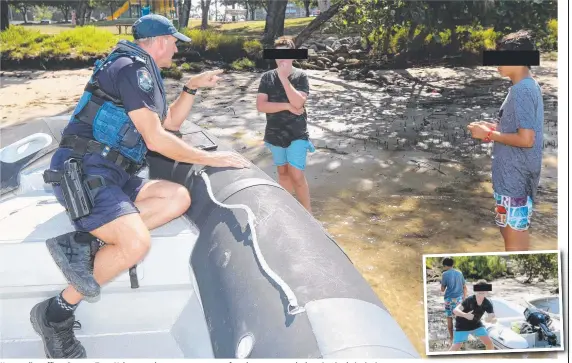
[453,327,489,344]
[444,296,463,317]
[494,192,533,231]
[51,149,148,232]
[265,139,315,171]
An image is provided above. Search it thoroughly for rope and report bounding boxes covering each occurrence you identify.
[197,169,305,316]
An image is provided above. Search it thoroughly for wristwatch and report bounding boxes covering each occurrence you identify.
[183,85,198,95]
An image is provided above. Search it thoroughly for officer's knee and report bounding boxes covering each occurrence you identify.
[119,228,151,266]
[172,185,191,214]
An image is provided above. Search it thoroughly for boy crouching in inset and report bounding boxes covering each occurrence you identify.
[450,280,496,351]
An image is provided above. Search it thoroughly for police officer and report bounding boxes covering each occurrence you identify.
[31,14,250,358]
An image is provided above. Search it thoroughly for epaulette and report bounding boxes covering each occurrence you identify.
[131,55,146,64]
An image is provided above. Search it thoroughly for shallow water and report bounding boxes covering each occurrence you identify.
[311,188,558,357]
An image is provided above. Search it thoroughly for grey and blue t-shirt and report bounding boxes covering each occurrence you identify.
[441,268,466,300]
[257,68,310,148]
[492,77,544,202]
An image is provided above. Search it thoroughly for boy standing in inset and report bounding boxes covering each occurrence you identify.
[468,30,544,251]
[256,36,315,213]
[450,280,496,351]
[440,257,467,343]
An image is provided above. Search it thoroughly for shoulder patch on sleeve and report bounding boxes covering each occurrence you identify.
[137,68,154,93]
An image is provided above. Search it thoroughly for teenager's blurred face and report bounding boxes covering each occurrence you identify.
[275,46,294,68]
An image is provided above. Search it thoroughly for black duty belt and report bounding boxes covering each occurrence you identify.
[59,135,143,175]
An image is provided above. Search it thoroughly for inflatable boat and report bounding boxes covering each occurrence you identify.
[484,298,562,350]
[0,116,419,358]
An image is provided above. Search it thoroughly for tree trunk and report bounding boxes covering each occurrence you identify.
[18,5,28,24]
[381,19,394,54]
[0,0,9,31]
[449,25,459,53]
[405,21,418,52]
[293,0,349,48]
[110,4,115,20]
[179,0,192,29]
[231,3,235,22]
[262,0,288,47]
[62,6,70,22]
[75,1,89,26]
[200,0,211,30]
[304,1,310,17]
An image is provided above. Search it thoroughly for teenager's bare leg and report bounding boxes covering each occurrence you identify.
[500,226,530,251]
[288,166,311,213]
[449,343,463,351]
[62,180,191,304]
[277,165,294,193]
[447,317,454,343]
[479,335,494,350]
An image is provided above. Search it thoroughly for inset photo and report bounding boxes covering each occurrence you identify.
[423,251,563,355]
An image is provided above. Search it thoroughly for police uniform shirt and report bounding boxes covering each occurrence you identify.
[63,56,164,140]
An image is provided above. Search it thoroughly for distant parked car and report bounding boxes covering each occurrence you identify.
[40,19,52,24]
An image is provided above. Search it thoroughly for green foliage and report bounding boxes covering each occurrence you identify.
[1,25,122,59]
[160,63,183,80]
[1,25,253,64]
[510,254,559,283]
[180,28,246,60]
[333,0,557,55]
[181,62,204,72]
[0,25,49,59]
[35,4,53,20]
[231,57,255,71]
[428,256,508,281]
[243,39,263,59]
[425,257,440,269]
[458,26,501,53]
[538,18,558,51]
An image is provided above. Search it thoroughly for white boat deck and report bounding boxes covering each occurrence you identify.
[0,164,214,358]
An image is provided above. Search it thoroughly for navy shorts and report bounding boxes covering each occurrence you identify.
[51,149,148,232]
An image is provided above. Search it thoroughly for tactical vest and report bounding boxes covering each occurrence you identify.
[69,40,167,165]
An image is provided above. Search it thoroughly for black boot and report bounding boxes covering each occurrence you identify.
[46,232,101,298]
[30,299,87,358]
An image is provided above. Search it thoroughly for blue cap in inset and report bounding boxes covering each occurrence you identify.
[132,14,191,43]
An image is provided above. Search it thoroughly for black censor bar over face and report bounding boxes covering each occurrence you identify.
[264,49,308,60]
[482,50,540,66]
[473,283,493,292]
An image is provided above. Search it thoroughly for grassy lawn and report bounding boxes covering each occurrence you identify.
[190,17,314,36]
[22,17,314,37]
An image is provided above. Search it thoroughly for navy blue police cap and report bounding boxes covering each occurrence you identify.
[133,14,191,42]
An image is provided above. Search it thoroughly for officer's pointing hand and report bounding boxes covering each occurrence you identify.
[187,69,225,89]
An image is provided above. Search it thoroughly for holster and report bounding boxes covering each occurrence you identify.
[61,159,92,220]
[43,159,105,221]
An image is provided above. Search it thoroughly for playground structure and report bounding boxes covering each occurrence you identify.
[107,0,177,21]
